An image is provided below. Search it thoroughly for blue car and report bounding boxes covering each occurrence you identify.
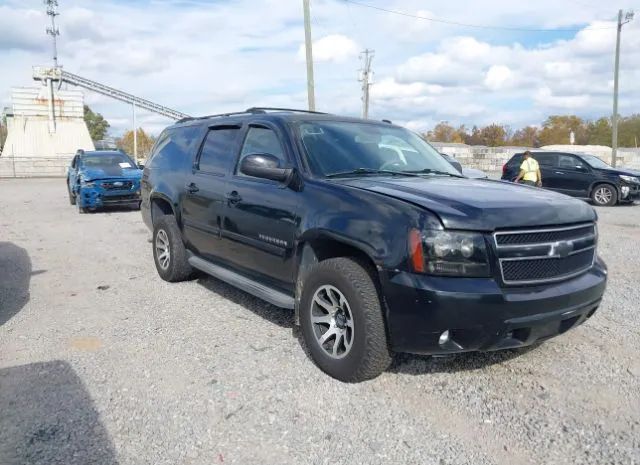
[67,150,143,213]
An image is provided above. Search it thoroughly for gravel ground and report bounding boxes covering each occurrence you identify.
[1,178,639,465]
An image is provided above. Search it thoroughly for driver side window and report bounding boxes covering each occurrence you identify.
[238,127,285,175]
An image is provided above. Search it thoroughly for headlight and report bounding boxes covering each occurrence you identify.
[409,229,490,277]
[619,175,639,184]
[80,179,95,188]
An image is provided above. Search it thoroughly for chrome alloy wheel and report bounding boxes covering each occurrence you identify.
[310,285,354,359]
[155,229,171,270]
[594,187,613,205]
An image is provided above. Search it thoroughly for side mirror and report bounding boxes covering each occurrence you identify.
[240,153,292,183]
[137,163,145,170]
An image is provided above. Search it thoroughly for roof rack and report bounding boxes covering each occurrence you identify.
[176,107,329,124]
[245,107,328,115]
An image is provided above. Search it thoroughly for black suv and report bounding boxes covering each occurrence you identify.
[502,151,640,206]
[141,108,607,382]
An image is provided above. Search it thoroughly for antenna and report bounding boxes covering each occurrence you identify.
[44,0,60,68]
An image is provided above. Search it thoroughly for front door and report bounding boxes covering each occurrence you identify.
[550,154,593,197]
[221,123,300,292]
[181,125,241,262]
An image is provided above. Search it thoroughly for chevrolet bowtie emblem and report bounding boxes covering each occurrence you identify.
[549,240,573,258]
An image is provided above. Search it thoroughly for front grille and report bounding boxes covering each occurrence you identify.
[495,225,595,245]
[102,180,133,190]
[501,249,594,282]
[494,223,596,285]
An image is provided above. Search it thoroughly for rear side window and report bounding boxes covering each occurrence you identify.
[508,154,524,166]
[146,126,204,168]
[533,153,556,166]
[197,127,240,175]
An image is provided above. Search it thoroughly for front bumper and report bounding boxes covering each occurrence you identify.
[620,183,640,202]
[380,258,607,355]
[77,181,141,209]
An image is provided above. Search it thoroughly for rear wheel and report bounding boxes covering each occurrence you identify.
[300,257,392,382]
[591,184,617,206]
[152,215,193,282]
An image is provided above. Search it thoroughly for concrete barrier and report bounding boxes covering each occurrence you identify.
[430,143,640,173]
[0,156,73,178]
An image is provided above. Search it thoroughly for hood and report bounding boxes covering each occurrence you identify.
[594,166,640,178]
[335,176,596,231]
[80,166,142,181]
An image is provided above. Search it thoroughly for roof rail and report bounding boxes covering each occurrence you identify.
[245,107,328,115]
[176,110,261,124]
[176,107,329,124]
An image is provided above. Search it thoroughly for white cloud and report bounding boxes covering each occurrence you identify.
[0,0,638,137]
[534,87,591,110]
[484,65,514,91]
[298,34,359,63]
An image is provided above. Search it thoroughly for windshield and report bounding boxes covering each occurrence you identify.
[81,153,136,169]
[298,121,460,177]
[580,154,611,169]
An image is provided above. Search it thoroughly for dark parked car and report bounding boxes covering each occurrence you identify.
[141,108,607,382]
[502,151,640,206]
[67,150,143,213]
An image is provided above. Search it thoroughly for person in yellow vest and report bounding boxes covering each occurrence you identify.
[514,151,542,187]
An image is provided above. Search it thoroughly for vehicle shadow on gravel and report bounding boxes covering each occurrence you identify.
[389,345,540,375]
[0,242,37,326]
[0,361,118,465]
[198,276,294,329]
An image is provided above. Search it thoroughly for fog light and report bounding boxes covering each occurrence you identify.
[438,330,451,345]
[621,186,630,198]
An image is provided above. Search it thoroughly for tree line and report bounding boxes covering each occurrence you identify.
[425,114,640,148]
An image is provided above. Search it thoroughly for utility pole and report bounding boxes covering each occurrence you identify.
[359,49,374,119]
[44,0,60,68]
[302,0,316,111]
[611,9,634,167]
[132,103,138,161]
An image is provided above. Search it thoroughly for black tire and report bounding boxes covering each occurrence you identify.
[591,184,617,206]
[300,257,392,382]
[67,182,76,205]
[152,215,193,282]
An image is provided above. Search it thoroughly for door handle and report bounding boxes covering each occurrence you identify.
[554,171,565,175]
[186,182,199,194]
[225,191,242,204]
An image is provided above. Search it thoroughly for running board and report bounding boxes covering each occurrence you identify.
[187,255,295,309]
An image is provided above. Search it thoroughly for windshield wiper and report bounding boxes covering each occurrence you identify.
[325,168,422,178]
[403,168,465,178]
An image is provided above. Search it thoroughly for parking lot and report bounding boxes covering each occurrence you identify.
[1,178,639,465]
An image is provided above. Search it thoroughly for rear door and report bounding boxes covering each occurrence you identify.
[181,125,241,262]
[220,122,300,292]
[532,153,556,189]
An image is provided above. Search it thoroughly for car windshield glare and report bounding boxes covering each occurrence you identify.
[580,154,611,169]
[298,121,460,177]
[82,153,135,169]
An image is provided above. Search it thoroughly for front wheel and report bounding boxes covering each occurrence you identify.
[300,257,392,382]
[591,184,617,206]
[67,182,76,205]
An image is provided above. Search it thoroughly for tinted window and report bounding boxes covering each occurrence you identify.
[557,154,584,170]
[198,128,240,174]
[147,126,204,168]
[81,152,136,169]
[508,154,524,166]
[533,153,555,166]
[240,127,285,163]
